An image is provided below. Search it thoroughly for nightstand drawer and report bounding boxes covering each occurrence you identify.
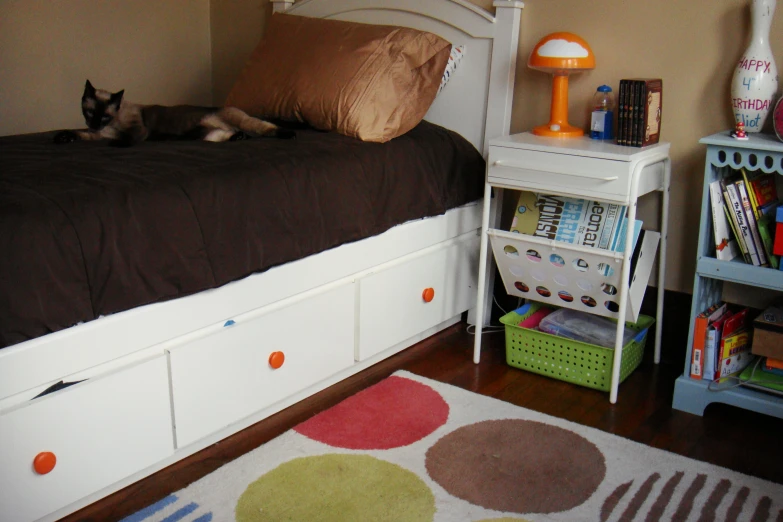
[488,146,632,201]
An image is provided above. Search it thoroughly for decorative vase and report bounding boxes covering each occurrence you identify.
[731,0,779,132]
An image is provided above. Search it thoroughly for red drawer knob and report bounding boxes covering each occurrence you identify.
[422,287,435,303]
[269,351,285,369]
[33,452,56,475]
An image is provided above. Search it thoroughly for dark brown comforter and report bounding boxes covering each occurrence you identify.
[0,121,484,347]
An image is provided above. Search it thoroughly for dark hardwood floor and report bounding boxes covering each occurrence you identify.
[64,298,783,521]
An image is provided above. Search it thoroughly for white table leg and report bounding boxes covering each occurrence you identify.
[610,194,637,404]
[654,158,671,364]
[472,183,500,364]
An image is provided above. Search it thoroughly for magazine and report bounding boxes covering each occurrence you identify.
[510,192,640,252]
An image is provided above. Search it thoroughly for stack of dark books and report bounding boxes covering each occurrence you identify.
[617,78,662,147]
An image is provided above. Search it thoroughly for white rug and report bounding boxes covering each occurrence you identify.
[123,371,783,522]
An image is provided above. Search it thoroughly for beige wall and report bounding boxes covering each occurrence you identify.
[0,1,212,137]
[210,0,272,105]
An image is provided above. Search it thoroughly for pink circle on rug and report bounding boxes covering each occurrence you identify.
[294,376,449,449]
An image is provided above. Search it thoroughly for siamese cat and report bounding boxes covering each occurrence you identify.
[54,80,295,146]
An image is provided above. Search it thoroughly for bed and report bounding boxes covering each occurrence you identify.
[0,1,523,520]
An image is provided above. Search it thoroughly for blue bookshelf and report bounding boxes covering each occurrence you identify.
[672,131,783,419]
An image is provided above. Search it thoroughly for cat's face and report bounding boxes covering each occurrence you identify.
[82,80,124,130]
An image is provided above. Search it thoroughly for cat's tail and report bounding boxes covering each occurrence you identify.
[218,107,296,139]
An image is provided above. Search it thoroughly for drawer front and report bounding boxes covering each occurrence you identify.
[0,356,172,522]
[169,283,355,448]
[358,234,479,360]
[488,146,631,200]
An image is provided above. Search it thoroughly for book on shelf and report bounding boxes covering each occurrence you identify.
[708,180,740,261]
[690,302,728,379]
[775,205,783,257]
[717,308,751,376]
[735,178,768,266]
[722,178,762,265]
[704,307,734,380]
[757,213,780,269]
[715,169,782,267]
[615,80,628,145]
[745,170,778,219]
[509,192,643,253]
[616,78,662,147]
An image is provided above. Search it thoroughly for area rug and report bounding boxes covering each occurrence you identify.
[123,371,783,522]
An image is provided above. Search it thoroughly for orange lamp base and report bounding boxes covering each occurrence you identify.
[532,73,584,138]
[532,123,584,138]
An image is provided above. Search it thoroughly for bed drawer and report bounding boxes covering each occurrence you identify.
[487,145,632,201]
[0,356,172,522]
[168,283,355,448]
[357,233,479,361]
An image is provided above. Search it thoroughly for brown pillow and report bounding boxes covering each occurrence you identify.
[225,13,451,142]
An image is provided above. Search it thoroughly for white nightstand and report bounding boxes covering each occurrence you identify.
[473,132,671,403]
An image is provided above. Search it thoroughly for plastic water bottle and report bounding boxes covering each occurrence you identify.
[590,85,614,140]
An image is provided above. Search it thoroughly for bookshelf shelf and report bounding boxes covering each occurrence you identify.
[696,257,783,290]
[472,132,671,404]
[672,131,783,419]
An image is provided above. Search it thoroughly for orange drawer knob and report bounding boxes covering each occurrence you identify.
[422,287,435,303]
[33,452,56,475]
[269,351,285,369]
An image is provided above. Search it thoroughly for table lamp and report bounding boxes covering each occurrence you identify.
[528,32,595,138]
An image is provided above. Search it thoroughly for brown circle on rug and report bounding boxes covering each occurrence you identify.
[295,375,449,449]
[425,419,606,514]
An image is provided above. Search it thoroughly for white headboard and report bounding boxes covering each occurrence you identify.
[271,0,523,156]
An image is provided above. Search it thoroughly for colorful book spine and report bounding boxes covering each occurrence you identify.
[617,80,628,146]
[757,214,780,269]
[718,331,752,378]
[735,179,767,266]
[690,302,723,379]
[709,180,740,261]
[725,181,760,265]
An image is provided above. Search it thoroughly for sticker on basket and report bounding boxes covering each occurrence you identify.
[577,279,594,292]
[549,254,565,267]
[604,301,619,312]
[536,286,552,298]
[504,245,519,257]
[526,249,542,262]
[597,263,615,277]
[553,275,569,286]
[509,265,525,277]
[558,290,574,302]
[581,296,597,307]
[531,270,545,282]
[572,258,589,272]
[601,283,618,295]
[514,281,530,292]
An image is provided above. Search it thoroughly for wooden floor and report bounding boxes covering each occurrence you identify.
[64,317,783,521]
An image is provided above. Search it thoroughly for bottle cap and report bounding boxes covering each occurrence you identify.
[597,85,612,92]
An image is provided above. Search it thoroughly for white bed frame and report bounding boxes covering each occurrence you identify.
[0,1,522,520]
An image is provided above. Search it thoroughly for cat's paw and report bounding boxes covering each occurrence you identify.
[276,129,297,140]
[53,130,79,144]
[230,131,251,141]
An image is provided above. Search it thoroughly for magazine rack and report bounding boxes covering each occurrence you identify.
[672,131,783,419]
[472,132,671,404]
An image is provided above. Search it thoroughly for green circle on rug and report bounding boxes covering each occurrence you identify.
[236,454,435,522]
[425,419,605,514]
[474,518,532,522]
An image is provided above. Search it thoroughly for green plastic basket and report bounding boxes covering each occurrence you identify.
[499,304,655,392]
